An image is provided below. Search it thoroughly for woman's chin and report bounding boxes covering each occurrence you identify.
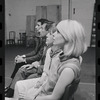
[53,42,57,45]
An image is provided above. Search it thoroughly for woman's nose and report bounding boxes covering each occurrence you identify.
[53,31,56,37]
[35,25,38,28]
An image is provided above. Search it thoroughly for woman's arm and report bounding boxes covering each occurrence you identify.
[38,72,47,83]
[36,48,51,85]
[35,67,75,100]
[33,86,43,99]
[34,72,47,88]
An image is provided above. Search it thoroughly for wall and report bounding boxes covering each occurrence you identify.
[5,0,61,43]
[61,0,69,20]
[5,0,95,46]
[61,0,95,47]
[71,0,95,46]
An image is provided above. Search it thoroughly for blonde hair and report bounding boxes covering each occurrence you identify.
[57,20,87,57]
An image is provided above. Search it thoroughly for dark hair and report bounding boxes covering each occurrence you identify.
[45,21,54,31]
[37,18,49,25]
[38,19,54,31]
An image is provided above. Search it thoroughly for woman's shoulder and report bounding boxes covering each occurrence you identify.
[58,57,81,79]
[47,47,51,53]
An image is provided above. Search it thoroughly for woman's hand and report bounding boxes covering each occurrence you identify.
[31,61,40,68]
[19,92,36,100]
[24,96,36,100]
[20,64,31,69]
[34,81,42,88]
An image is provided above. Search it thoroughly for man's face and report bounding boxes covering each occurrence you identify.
[39,23,48,37]
[35,22,42,32]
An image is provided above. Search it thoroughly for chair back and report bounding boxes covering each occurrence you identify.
[9,31,16,40]
[60,78,80,100]
[19,33,26,40]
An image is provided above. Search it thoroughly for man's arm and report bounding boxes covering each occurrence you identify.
[25,47,44,64]
[25,37,40,57]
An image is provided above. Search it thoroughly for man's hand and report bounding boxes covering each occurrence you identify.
[15,56,26,63]
[15,55,20,63]
[15,55,26,64]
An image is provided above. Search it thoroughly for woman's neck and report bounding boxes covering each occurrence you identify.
[51,45,62,52]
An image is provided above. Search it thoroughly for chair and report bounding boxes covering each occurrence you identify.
[17,32,26,45]
[60,78,80,100]
[6,31,16,45]
[26,36,36,48]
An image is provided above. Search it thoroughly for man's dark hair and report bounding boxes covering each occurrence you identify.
[37,18,49,25]
[37,19,55,31]
[45,21,54,31]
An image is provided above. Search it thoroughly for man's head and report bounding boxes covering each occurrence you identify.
[36,19,54,38]
[35,19,48,32]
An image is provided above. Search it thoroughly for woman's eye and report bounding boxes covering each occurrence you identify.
[50,32,52,35]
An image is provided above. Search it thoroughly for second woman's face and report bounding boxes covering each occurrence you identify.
[46,23,56,45]
[53,29,65,46]
[46,32,54,45]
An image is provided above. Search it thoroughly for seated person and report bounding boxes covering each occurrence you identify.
[5,21,56,98]
[11,19,49,79]
[6,19,87,100]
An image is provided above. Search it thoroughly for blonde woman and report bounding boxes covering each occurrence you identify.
[11,20,87,100]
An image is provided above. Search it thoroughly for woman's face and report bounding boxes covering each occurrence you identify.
[53,29,65,46]
[46,32,54,45]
